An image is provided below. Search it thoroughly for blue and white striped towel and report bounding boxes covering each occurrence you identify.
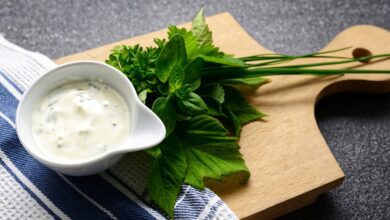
[0,36,237,220]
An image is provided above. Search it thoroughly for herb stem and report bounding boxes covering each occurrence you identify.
[244,68,390,77]
[239,47,352,61]
[266,54,390,69]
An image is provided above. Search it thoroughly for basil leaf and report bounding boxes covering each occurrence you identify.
[169,65,185,93]
[168,25,198,60]
[176,84,193,96]
[184,57,203,90]
[148,134,186,218]
[152,97,176,136]
[223,86,266,126]
[176,91,208,115]
[156,34,187,83]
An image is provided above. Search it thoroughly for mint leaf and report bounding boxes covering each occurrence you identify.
[220,77,270,88]
[223,86,265,134]
[179,115,250,189]
[191,9,222,57]
[169,11,246,66]
[198,84,225,117]
[176,91,208,116]
[156,34,187,83]
[199,84,225,104]
[148,134,187,218]
[152,97,176,136]
[204,98,225,117]
[223,105,242,136]
[191,8,207,37]
[184,57,203,90]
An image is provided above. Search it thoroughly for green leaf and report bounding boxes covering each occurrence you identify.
[106,44,165,95]
[223,105,242,136]
[176,91,208,115]
[169,65,185,92]
[179,115,250,189]
[204,98,225,117]
[219,77,270,88]
[191,8,207,36]
[176,84,192,96]
[148,134,187,218]
[223,86,265,125]
[138,90,148,103]
[157,84,169,95]
[156,34,187,83]
[168,26,198,60]
[168,10,228,61]
[200,54,245,67]
[145,146,161,158]
[191,9,222,57]
[152,97,176,136]
[184,57,203,90]
[199,84,225,104]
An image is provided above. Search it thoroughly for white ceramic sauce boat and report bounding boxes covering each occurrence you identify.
[16,61,166,176]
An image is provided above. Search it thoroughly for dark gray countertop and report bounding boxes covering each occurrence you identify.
[1,0,390,219]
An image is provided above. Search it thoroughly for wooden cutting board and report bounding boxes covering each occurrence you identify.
[56,12,390,219]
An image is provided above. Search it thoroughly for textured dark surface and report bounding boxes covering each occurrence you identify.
[1,0,390,219]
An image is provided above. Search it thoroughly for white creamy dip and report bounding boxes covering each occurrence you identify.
[31,81,130,162]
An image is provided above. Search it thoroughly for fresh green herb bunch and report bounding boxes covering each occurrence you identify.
[107,9,390,218]
[106,39,167,97]
[107,10,261,217]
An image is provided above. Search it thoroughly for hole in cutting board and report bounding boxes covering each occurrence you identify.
[352,48,372,63]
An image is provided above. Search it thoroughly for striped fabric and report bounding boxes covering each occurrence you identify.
[0,36,238,220]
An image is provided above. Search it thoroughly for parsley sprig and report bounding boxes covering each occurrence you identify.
[106,9,390,218]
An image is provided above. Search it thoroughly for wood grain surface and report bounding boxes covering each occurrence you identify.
[56,13,390,219]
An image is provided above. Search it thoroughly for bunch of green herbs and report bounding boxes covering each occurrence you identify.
[106,9,390,218]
